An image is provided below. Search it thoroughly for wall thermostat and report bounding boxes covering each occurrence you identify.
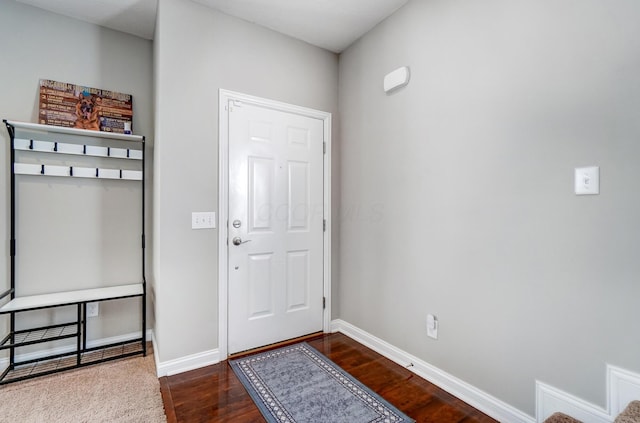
[384,66,411,93]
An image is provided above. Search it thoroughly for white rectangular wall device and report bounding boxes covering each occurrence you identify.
[192,212,216,229]
[384,66,411,93]
[575,166,599,195]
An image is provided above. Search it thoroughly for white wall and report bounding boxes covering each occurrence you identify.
[338,0,640,416]
[153,0,338,363]
[0,0,153,344]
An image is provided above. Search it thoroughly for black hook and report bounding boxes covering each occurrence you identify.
[54,142,58,152]
[40,164,45,175]
[29,139,34,150]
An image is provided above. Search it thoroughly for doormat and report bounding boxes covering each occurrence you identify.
[230,342,414,423]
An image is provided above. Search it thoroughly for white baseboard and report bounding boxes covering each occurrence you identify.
[536,382,610,423]
[153,340,220,377]
[536,365,640,423]
[331,319,535,423]
[0,329,153,368]
[609,365,640,416]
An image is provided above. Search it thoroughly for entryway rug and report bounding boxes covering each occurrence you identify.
[230,342,414,423]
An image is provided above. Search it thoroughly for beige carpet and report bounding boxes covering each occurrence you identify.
[0,352,166,423]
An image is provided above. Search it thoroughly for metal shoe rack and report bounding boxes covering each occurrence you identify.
[0,120,146,385]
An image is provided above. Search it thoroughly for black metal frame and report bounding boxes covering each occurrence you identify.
[0,120,146,385]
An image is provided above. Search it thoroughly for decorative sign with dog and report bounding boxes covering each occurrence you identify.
[38,79,133,134]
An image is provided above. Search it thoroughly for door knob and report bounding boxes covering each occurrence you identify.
[232,237,251,246]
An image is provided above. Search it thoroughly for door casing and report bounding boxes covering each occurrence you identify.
[218,89,331,360]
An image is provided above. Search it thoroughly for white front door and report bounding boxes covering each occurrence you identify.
[227,99,325,354]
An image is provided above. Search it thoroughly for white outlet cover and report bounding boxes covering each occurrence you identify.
[426,314,438,340]
[575,166,600,195]
[87,302,99,317]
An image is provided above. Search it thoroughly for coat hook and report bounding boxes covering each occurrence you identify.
[29,139,34,150]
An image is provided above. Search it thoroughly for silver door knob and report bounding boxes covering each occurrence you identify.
[232,237,251,246]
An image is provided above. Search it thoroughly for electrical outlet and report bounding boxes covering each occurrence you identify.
[427,314,438,339]
[87,302,99,317]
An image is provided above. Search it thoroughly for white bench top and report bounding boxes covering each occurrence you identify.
[0,283,143,313]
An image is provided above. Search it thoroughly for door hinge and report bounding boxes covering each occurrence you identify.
[323,219,326,232]
[323,142,326,154]
[323,297,326,309]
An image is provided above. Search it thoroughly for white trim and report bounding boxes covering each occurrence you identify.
[535,382,610,423]
[0,329,153,368]
[217,90,230,362]
[155,346,220,377]
[322,114,332,332]
[331,319,536,423]
[218,89,332,361]
[151,330,220,378]
[609,365,640,416]
[536,364,640,422]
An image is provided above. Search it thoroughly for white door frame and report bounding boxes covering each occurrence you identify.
[218,89,332,361]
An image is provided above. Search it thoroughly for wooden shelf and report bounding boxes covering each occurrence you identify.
[4,120,144,143]
[0,283,143,313]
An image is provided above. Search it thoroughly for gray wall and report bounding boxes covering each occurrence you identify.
[153,0,338,362]
[0,0,153,344]
[338,0,640,416]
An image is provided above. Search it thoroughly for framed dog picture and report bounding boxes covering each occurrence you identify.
[38,79,133,134]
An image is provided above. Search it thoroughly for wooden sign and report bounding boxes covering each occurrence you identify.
[38,79,133,134]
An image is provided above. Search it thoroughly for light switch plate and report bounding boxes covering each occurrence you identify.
[192,212,216,229]
[575,166,599,195]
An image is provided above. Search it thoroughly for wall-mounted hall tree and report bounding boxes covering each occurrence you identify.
[0,120,146,384]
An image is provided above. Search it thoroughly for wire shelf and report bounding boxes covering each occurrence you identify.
[1,341,144,384]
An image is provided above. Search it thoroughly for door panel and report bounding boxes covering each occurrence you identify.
[228,101,324,354]
[286,250,310,312]
[248,157,275,231]
[248,253,274,319]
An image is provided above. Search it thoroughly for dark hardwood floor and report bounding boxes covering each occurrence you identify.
[160,333,498,423]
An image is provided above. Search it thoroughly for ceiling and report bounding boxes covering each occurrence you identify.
[14,0,409,53]
[16,0,159,41]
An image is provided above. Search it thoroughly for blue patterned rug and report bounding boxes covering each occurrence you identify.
[230,342,414,423]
